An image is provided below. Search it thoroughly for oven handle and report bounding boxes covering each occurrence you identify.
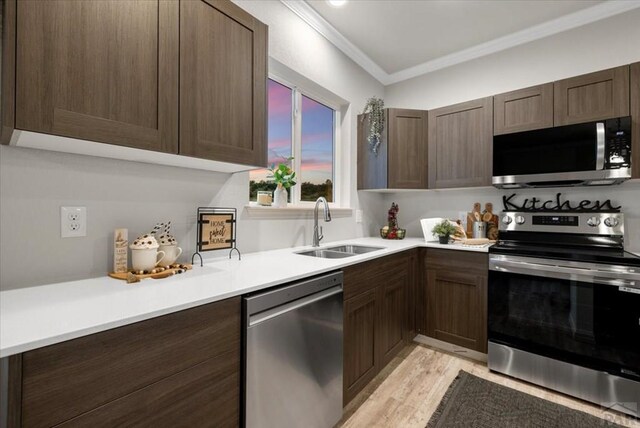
[596,122,605,170]
[490,259,639,288]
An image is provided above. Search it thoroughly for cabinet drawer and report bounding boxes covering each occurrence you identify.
[343,252,409,300]
[57,350,239,428]
[425,248,488,274]
[21,297,240,427]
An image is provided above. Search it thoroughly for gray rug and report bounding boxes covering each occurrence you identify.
[427,371,623,427]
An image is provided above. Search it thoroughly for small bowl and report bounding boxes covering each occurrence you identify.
[380,228,406,240]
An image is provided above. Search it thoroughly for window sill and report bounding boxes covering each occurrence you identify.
[244,204,353,219]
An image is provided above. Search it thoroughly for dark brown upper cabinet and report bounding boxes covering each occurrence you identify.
[493,83,553,135]
[3,0,268,170]
[357,108,428,190]
[15,0,179,153]
[554,65,630,126]
[180,0,268,167]
[428,97,493,189]
[631,62,640,179]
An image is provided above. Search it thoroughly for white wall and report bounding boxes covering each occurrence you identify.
[382,8,640,252]
[385,8,640,110]
[382,182,640,252]
[0,0,386,291]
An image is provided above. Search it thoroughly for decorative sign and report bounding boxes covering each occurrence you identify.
[199,213,233,251]
[503,193,621,212]
[191,207,241,266]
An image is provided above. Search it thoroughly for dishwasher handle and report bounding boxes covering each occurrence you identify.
[248,285,343,327]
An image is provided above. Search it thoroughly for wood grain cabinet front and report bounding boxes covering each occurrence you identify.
[8,297,241,428]
[14,0,179,153]
[428,97,493,189]
[357,109,428,190]
[423,249,488,353]
[179,0,267,167]
[554,65,630,126]
[3,0,268,169]
[631,62,640,179]
[342,250,417,405]
[493,83,554,135]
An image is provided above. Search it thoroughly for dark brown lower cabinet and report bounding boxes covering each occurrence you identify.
[343,288,378,405]
[423,249,488,353]
[343,250,417,405]
[6,297,241,428]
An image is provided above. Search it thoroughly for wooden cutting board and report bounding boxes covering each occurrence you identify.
[109,264,192,282]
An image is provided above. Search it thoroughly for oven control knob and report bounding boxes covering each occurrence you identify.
[502,215,513,225]
[604,217,619,228]
[587,217,601,227]
[515,215,525,225]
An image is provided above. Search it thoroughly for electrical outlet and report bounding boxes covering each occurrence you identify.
[61,207,87,238]
[355,210,363,224]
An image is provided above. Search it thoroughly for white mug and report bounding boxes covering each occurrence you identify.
[131,248,165,272]
[158,245,182,266]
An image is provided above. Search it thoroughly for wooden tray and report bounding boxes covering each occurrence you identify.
[109,264,192,283]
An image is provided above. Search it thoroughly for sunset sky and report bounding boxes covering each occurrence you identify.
[250,80,334,184]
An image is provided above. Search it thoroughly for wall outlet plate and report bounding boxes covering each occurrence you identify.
[61,206,87,238]
[355,210,363,224]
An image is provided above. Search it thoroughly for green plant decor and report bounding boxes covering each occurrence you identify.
[431,219,458,237]
[361,96,385,155]
[268,157,296,190]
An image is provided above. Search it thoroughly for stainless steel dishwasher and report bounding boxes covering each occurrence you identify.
[243,271,343,428]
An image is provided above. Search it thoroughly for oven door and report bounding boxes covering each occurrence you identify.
[488,254,640,381]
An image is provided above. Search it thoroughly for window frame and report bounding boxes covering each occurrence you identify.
[265,73,343,208]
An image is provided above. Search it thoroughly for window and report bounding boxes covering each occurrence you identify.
[250,78,337,205]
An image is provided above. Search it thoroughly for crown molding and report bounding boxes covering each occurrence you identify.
[386,0,640,84]
[281,0,640,86]
[280,0,390,84]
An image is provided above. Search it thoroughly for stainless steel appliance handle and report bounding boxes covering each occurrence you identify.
[596,122,605,170]
[490,258,639,288]
[248,286,343,327]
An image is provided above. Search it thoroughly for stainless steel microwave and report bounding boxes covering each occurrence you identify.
[492,116,632,188]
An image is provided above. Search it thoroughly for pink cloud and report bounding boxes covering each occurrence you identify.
[301,161,333,172]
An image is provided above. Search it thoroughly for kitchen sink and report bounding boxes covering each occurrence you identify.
[325,245,385,254]
[296,249,355,259]
[296,245,385,259]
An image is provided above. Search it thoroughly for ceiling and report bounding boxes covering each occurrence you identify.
[284,0,640,84]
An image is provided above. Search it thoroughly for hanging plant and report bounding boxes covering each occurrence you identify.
[361,96,385,155]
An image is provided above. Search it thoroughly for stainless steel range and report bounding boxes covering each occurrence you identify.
[488,211,640,417]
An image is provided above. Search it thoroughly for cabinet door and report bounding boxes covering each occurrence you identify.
[494,83,553,135]
[554,65,629,126]
[388,109,428,189]
[378,270,408,367]
[343,289,378,406]
[357,112,388,189]
[631,62,640,179]
[180,0,267,167]
[428,97,493,189]
[425,269,487,353]
[15,0,178,153]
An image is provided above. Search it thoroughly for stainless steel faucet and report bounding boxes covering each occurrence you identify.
[313,197,332,247]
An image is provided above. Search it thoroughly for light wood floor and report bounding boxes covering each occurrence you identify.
[338,343,639,427]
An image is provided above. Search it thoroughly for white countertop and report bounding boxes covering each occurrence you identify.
[0,237,489,358]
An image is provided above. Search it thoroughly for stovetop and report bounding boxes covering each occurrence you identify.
[489,241,640,267]
[493,211,639,267]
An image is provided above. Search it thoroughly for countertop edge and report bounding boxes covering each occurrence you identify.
[0,238,488,358]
